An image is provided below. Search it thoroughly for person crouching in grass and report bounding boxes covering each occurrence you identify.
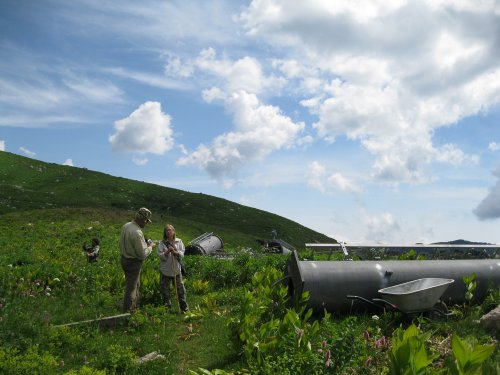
[83,238,100,263]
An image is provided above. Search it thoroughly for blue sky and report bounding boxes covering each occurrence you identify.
[1,0,500,244]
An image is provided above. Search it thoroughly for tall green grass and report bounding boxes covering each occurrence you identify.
[0,208,498,373]
[0,208,289,373]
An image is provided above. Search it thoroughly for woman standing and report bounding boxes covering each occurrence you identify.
[157,224,189,313]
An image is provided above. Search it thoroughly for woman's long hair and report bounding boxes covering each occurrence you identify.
[162,224,176,243]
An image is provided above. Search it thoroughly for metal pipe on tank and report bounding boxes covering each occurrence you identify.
[286,251,500,313]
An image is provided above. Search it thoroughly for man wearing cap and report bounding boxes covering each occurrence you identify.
[119,207,156,313]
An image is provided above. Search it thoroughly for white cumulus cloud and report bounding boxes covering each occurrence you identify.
[62,159,74,166]
[109,101,174,156]
[174,48,310,183]
[0,140,5,151]
[327,172,361,193]
[306,161,327,192]
[238,0,500,185]
[474,165,500,220]
[306,161,361,193]
[178,91,305,183]
[195,48,268,95]
[166,47,284,97]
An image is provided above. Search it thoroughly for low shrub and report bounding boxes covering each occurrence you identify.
[0,345,61,375]
[95,344,136,374]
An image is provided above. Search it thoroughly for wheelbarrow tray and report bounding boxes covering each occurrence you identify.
[378,278,454,313]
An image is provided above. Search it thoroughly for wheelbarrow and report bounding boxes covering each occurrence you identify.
[347,278,455,316]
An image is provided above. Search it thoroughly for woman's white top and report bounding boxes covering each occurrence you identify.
[157,238,185,277]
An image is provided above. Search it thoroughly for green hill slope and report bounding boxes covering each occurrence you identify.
[0,151,334,248]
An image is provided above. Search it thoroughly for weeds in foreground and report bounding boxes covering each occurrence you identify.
[0,210,498,373]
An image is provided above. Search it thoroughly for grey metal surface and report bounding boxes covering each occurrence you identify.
[185,232,224,255]
[378,278,454,312]
[286,251,500,313]
[267,239,294,254]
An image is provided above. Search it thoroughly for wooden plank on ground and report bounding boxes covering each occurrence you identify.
[54,313,131,328]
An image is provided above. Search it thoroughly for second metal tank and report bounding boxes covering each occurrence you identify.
[185,232,224,255]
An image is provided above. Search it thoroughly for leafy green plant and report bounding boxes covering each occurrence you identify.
[462,274,477,316]
[463,274,477,304]
[387,324,439,374]
[480,285,500,315]
[43,326,85,353]
[63,365,107,374]
[192,279,210,294]
[128,311,150,330]
[96,344,136,374]
[233,267,329,373]
[189,368,249,375]
[320,315,377,372]
[444,334,496,375]
[398,249,425,261]
[0,345,61,374]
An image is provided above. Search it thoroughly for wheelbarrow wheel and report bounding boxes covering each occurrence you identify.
[428,300,453,319]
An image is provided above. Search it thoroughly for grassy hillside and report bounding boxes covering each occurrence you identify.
[0,151,333,249]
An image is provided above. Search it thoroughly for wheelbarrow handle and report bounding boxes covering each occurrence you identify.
[372,298,397,310]
[346,295,387,310]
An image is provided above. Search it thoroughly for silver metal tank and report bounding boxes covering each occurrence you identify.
[267,240,294,255]
[185,232,224,255]
[286,251,500,313]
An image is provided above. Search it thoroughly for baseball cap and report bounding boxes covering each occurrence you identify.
[135,207,152,223]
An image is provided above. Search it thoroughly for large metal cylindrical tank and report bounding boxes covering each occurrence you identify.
[185,232,224,255]
[286,251,500,313]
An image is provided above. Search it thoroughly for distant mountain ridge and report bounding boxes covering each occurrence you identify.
[433,239,495,245]
[0,151,333,248]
